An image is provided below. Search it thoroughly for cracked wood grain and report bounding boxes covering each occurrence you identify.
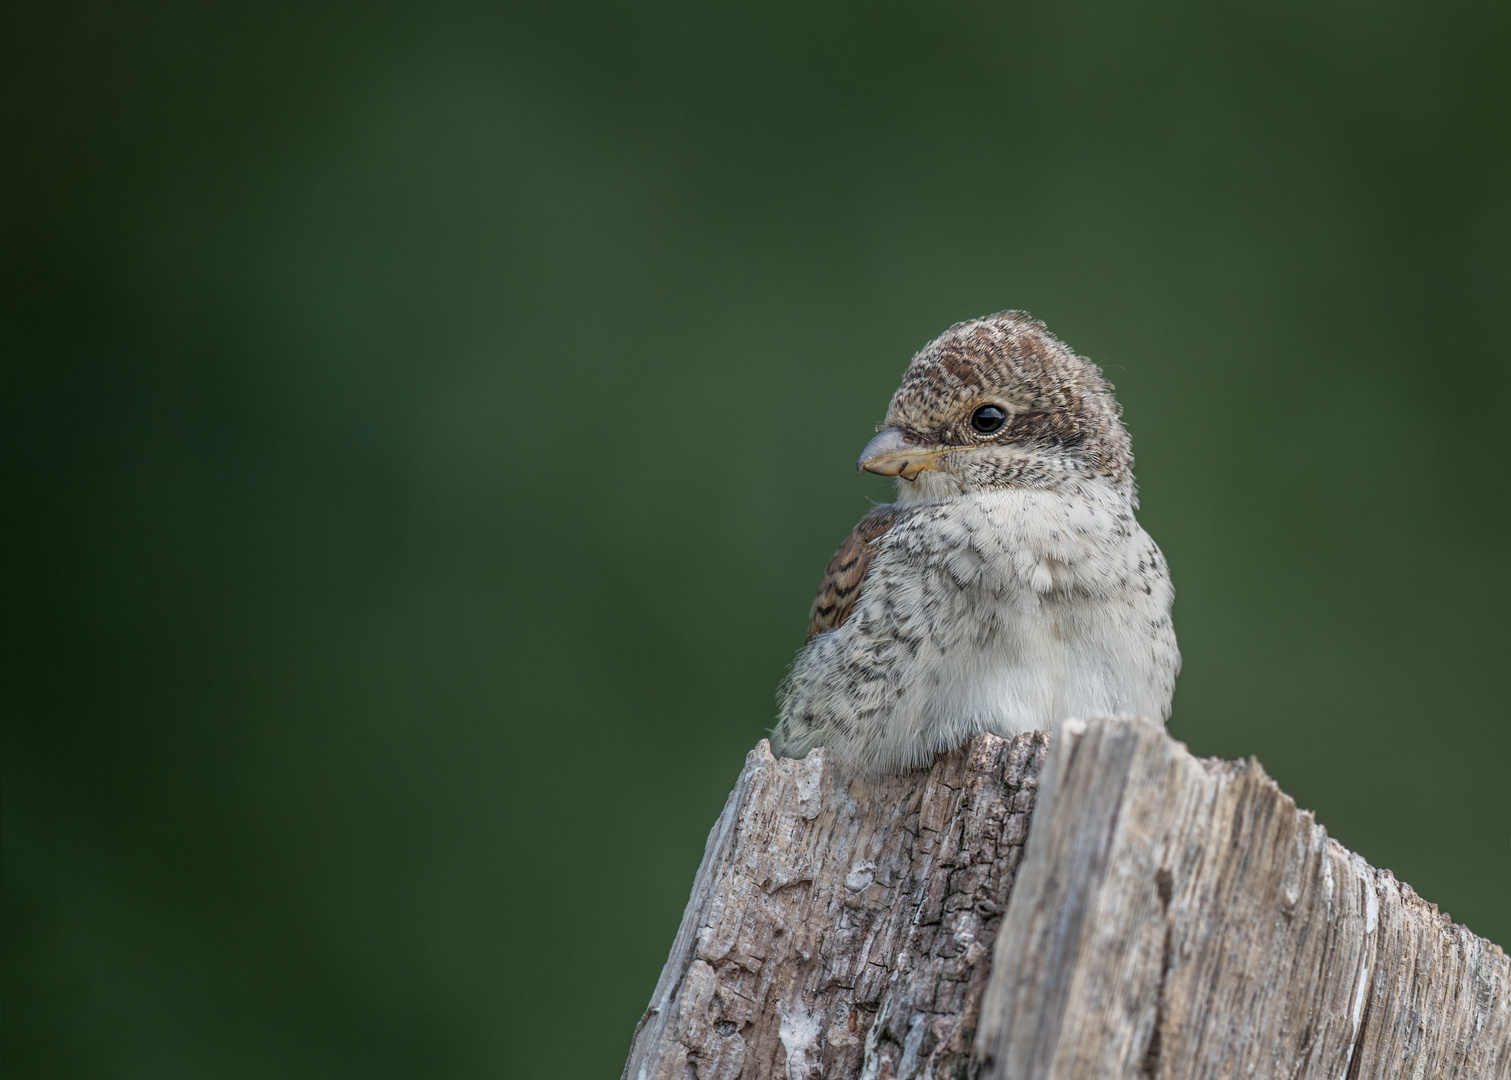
[627,717,1508,1080]
[974,715,1511,1080]
[623,732,1050,1080]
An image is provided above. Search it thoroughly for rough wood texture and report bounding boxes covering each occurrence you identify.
[623,732,1051,1080]
[975,715,1511,1080]
[629,716,1509,1080]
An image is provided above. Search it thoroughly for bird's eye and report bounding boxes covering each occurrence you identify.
[970,404,1008,434]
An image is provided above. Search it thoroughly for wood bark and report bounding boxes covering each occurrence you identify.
[626,717,1510,1080]
[975,715,1511,1080]
[623,732,1051,1080]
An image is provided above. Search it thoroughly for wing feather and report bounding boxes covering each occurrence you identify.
[806,504,901,641]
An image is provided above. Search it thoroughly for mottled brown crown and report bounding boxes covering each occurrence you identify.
[886,311,1133,492]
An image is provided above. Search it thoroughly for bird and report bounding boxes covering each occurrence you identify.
[773,312,1179,777]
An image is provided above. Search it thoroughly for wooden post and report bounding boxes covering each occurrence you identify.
[623,732,1052,1080]
[625,717,1510,1080]
[976,716,1510,1079]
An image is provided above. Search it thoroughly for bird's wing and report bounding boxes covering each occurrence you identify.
[806,504,901,641]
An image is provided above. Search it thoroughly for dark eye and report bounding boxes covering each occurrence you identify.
[970,404,1008,434]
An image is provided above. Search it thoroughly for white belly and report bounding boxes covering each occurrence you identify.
[776,487,1179,776]
[911,588,1170,749]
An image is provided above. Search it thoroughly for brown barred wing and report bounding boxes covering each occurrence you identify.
[806,504,901,641]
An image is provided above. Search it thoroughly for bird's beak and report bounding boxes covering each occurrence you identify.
[857,427,949,479]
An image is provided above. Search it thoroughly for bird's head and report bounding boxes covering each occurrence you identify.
[858,312,1133,503]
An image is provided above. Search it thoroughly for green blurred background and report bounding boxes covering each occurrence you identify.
[4,0,1508,1075]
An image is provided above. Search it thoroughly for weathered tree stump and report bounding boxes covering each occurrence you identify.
[625,717,1510,1080]
[977,716,1511,1080]
[623,732,1051,1080]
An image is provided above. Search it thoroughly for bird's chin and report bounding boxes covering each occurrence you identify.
[894,469,967,504]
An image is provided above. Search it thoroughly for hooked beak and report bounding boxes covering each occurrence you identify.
[857,427,951,480]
